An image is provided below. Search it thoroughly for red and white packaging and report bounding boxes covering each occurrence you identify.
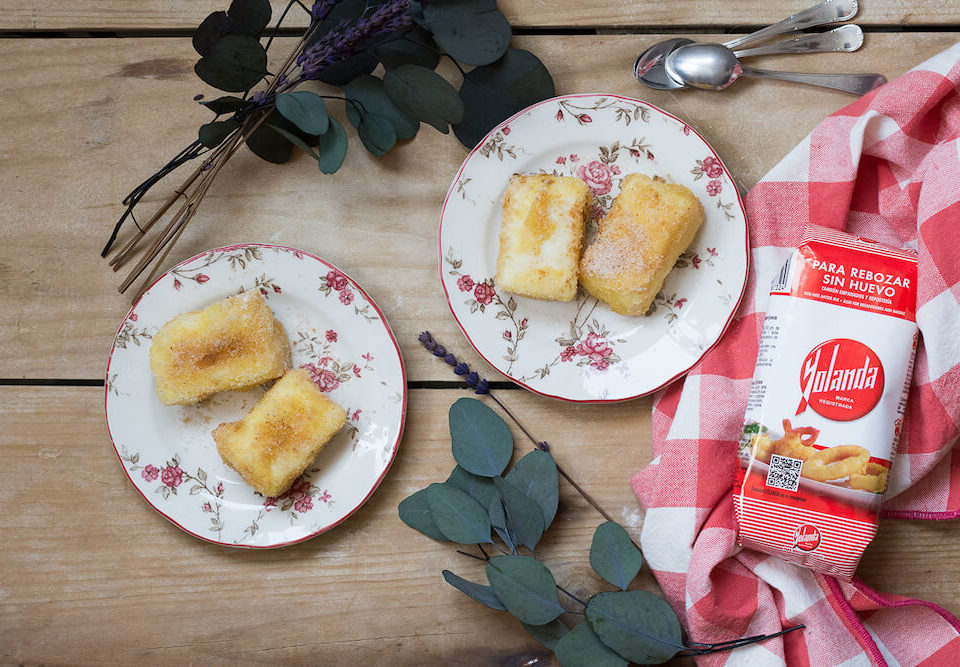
[733,225,919,578]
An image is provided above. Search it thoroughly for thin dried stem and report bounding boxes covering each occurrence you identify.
[107,18,324,296]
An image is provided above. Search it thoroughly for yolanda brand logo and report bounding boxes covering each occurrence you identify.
[794,524,821,551]
[796,338,884,421]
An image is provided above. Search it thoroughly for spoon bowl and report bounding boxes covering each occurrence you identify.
[634,38,693,90]
[666,43,743,90]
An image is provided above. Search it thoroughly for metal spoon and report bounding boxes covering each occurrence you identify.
[635,0,859,90]
[734,24,863,58]
[635,27,863,91]
[633,38,694,90]
[665,42,886,95]
[724,0,858,51]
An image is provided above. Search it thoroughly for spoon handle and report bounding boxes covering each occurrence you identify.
[733,25,862,58]
[742,67,886,95]
[724,0,858,51]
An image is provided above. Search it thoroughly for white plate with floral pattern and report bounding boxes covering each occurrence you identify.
[105,244,406,547]
[439,93,749,402]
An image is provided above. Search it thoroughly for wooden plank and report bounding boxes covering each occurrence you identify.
[2,32,958,380]
[1,386,957,664]
[0,387,657,664]
[3,0,960,31]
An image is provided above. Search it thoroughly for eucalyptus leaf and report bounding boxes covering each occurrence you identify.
[493,477,544,552]
[522,619,569,651]
[505,449,559,529]
[446,465,496,508]
[589,522,643,592]
[374,25,441,70]
[398,488,448,542]
[317,118,348,174]
[273,109,321,147]
[425,482,491,545]
[585,591,684,664]
[448,398,513,477]
[245,118,293,163]
[197,118,240,148]
[488,493,517,553]
[198,118,240,148]
[313,52,380,87]
[422,0,511,66]
[554,622,628,667]
[442,570,506,611]
[485,555,565,625]
[193,11,231,56]
[344,75,419,141]
[227,0,271,35]
[195,34,268,92]
[409,0,425,24]
[200,95,246,115]
[453,48,554,149]
[270,125,321,160]
[355,112,397,156]
[383,65,463,133]
[276,91,330,136]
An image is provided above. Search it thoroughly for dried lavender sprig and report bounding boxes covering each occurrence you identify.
[310,0,338,22]
[418,332,488,394]
[294,0,413,86]
[417,331,618,529]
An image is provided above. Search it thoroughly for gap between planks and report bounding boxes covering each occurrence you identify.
[0,378,525,390]
[0,24,948,39]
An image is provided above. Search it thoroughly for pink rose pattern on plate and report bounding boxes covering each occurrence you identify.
[520,291,627,382]
[119,444,338,542]
[691,156,737,220]
[105,245,402,545]
[444,250,528,373]
[119,449,228,538]
[318,269,379,322]
[451,97,736,383]
[294,327,375,393]
[441,96,745,399]
[263,474,333,520]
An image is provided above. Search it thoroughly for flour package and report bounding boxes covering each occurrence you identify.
[733,224,919,577]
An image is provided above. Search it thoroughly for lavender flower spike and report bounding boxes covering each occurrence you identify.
[419,331,491,395]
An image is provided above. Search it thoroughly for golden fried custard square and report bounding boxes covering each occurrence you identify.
[496,174,591,302]
[580,174,704,316]
[213,368,346,497]
[149,290,291,405]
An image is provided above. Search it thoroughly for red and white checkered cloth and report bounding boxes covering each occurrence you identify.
[631,43,960,665]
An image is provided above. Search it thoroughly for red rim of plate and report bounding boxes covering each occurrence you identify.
[438,93,750,404]
[103,243,408,548]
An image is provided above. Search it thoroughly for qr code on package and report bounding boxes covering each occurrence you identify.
[766,454,803,492]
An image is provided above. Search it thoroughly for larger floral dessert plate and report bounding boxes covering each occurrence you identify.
[439,93,749,402]
[105,244,406,547]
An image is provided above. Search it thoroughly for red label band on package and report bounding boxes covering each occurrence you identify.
[733,225,919,578]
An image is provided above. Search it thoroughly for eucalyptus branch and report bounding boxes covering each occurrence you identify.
[408,331,805,663]
[103,0,555,296]
[556,585,588,608]
[418,331,631,540]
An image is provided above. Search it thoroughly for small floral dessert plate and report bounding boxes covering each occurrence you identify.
[439,93,749,402]
[105,244,407,547]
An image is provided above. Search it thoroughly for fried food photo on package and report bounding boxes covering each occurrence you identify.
[733,224,919,579]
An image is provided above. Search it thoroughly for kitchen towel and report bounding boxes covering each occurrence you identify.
[632,42,960,665]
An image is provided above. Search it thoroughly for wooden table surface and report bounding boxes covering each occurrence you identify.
[3,2,959,664]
